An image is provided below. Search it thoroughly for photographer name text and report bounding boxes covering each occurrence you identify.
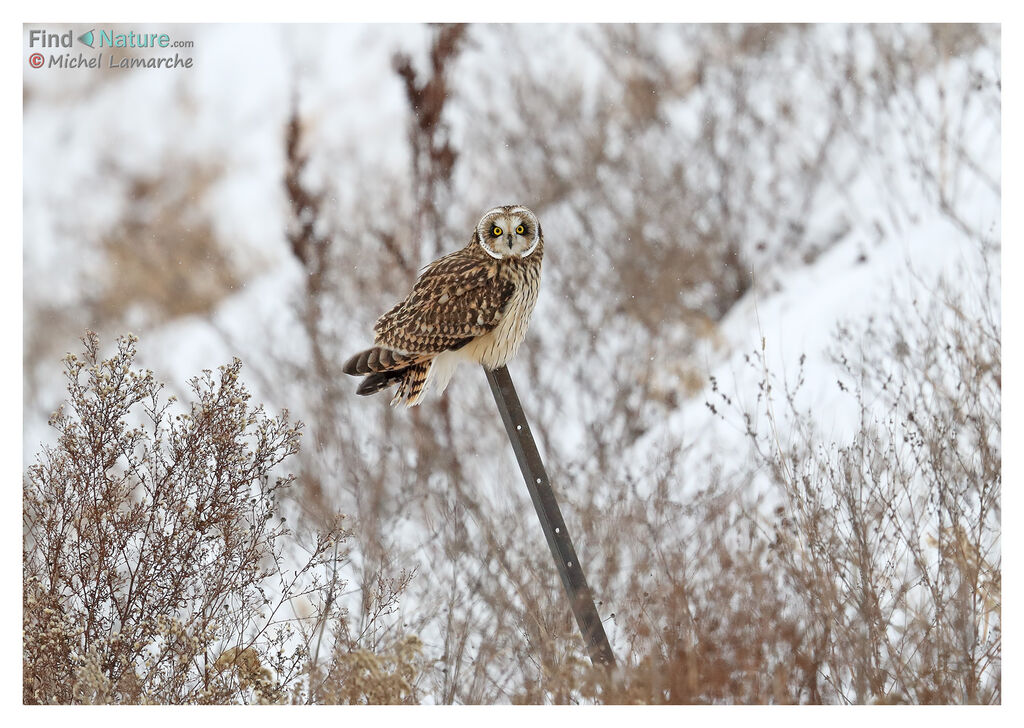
[45,52,193,70]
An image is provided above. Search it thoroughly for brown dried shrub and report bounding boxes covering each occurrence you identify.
[23,332,420,704]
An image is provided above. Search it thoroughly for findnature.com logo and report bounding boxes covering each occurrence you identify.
[27,27,195,70]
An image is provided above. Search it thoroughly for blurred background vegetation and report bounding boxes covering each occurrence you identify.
[24,23,1000,703]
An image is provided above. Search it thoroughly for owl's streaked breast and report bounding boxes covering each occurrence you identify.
[457,257,541,369]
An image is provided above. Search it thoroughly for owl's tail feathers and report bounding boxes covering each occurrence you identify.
[343,346,418,377]
[343,347,432,406]
[355,370,404,396]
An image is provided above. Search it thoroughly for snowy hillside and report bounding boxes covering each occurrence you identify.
[632,42,1000,484]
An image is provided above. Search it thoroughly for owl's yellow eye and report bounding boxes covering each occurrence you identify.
[516,224,525,235]
[492,226,503,237]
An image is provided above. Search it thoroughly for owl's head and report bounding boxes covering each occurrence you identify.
[474,205,542,260]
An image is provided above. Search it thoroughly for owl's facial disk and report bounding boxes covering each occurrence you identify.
[477,207,540,260]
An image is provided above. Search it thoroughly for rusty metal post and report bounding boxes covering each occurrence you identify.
[484,364,615,667]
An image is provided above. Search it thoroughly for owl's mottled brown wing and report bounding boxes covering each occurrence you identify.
[373,249,514,354]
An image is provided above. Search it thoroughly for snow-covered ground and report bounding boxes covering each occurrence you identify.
[633,46,1001,487]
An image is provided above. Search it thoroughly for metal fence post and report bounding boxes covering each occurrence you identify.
[484,364,615,667]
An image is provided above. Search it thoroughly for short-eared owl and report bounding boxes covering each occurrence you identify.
[343,205,543,406]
